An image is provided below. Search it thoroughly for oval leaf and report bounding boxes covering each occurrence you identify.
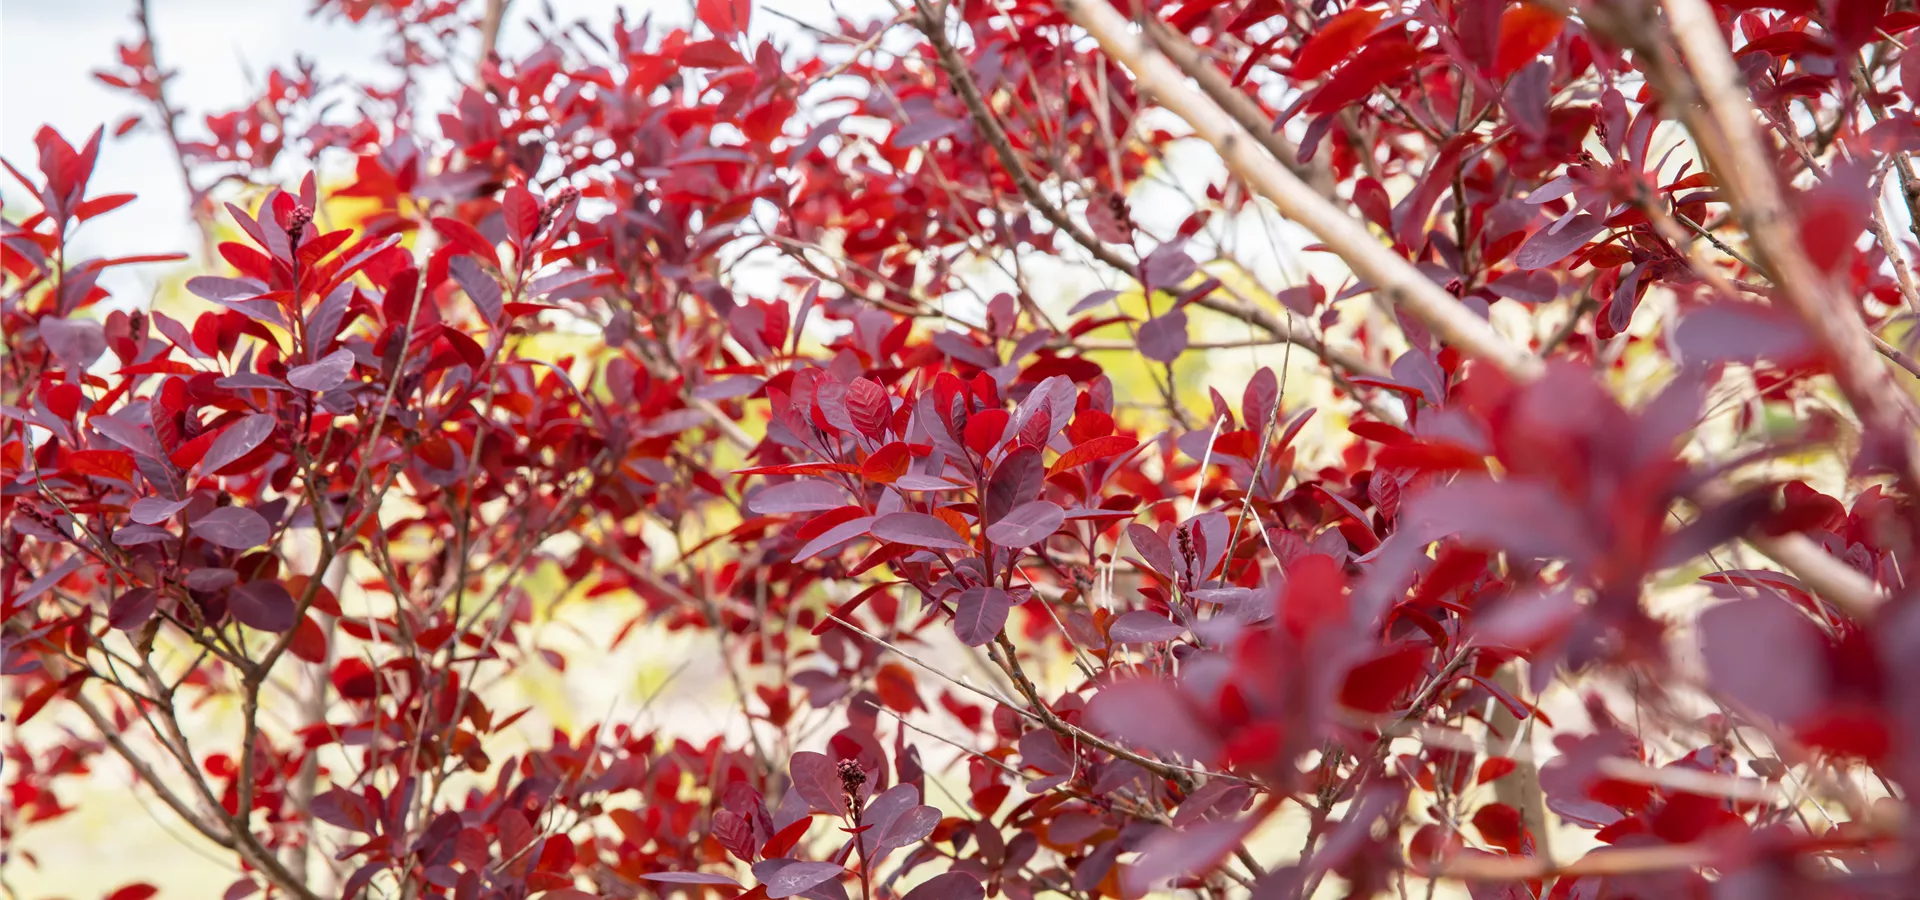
[191,507,271,550]
[952,586,1014,646]
[1107,610,1186,645]
[984,500,1065,548]
[288,348,356,392]
[230,580,296,633]
[870,512,969,551]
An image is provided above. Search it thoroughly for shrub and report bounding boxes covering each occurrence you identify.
[5,1,1918,898]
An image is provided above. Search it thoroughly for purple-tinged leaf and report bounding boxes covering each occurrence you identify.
[902,873,984,900]
[230,580,296,632]
[1127,524,1175,578]
[450,256,503,324]
[757,861,845,899]
[108,587,158,631]
[1400,477,1592,562]
[288,348,355,392]
[1673,302,1815,366]
[983,446,1044,523]
[1513,214,1604,270]
[1700,598,1826,726]
[39,316,106,368]
[1069,289,1121,315]
[1085,678,1220,761]
[892,115,962,148]
[191,507,271,550]
[112,525,177,546]
[870,512,968,551]
[1124,813,1268,895]
[1107,610,1185,644]
[200,413,275,474]
[130,496,190,525]
[789,751,849,816]
[1141,242,1197,291]
[876,806,938,857]
[793,516,875,563]
[749,479,853,515]
[1139,310,1189,363]
[985,500,1065,548]
[1241,367,1278,432]
[1486,270,1558,305]
[952,586,1015,646]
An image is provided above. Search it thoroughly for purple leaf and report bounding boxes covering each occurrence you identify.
[749,479,853,514]
[1401,477,1593,563]
[1700,598,1826,726]
[1068,289,1120,315]
[108,587,158,631]
[952,586,1015,646]
[857,784,920,856]
[1474,588,1581,651]
[1673,302,1815,366]
[130,496,190,525]
[1513,213,1604,270]
[229,580,296,633]
[1127,524,1175,578]
[39,316,106,368]
[1107,610,1185,644]
[191,507,271,550]
[200,413,275,474]
[879,806,939,856]
[113,525,177,546]
[789,750,849,816]
[1241,367,1278,431]
[1486,269,1559,305]
[984,500,1065,548]
[1138,309,1189,363]
[793,515,875,563]
[450,256,503,324]
[1019,730,1073,774]
[1124,813,1267,895]
[1141,242,1197,291]
[892,115,962,148]
[870,512,968,551]
[902,873,984,900]
[757,861,845,899]
[1085,678,1220,761]
[983,447,1043,523]
[288,348,356,392]
[185,275,265,302]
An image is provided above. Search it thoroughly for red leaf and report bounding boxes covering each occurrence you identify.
[1047,435,1138,477]
[67,448,135,482]
[846,377,891,440]
[432,217,499,265]
[862,442,912,484]
[697,0,752,38]
[1494,4,1565,78]
[1292,7,1387,80]
[1306,38,1426,114]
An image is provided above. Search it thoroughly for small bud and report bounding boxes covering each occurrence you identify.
[288,204,314,245]
[837,759,866,794]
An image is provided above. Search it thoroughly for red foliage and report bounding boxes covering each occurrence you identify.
[6,1,1920,898]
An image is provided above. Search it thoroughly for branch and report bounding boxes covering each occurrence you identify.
[1138,20,1336,198]
[1654,0,1920,510]
[909,0,1139,280]
[1058,0,1545,381]
[1067,0,1890,619]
